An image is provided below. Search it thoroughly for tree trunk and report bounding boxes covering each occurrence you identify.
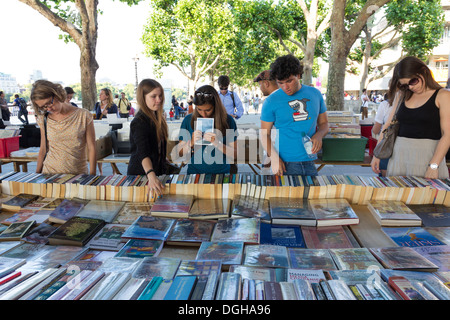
[80,46,98,110]
[302,39,316,86]
[359,28,372,96]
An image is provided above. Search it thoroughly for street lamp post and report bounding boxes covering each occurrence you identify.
[132,55,139,92]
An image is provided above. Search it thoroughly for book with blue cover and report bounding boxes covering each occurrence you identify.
[115,239,164,258]
[260,223,305,248]
[407,204,450,227]
[382,227,446,247]
[163,275,197,300]
[121,216,176,241]
[269,197,316,226]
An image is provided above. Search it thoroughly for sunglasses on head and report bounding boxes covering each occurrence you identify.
[195,91,214,100]
[398,77,419,91]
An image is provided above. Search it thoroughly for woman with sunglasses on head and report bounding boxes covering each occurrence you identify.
[176,85,238,174]
[94,88,118,120]
[30,80,97,175]
[127,79,169,198]
[371,56,450,179]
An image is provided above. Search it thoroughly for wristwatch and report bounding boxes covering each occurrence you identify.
[428,163,439,170]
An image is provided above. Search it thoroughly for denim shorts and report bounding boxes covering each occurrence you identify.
[284,161,318,176]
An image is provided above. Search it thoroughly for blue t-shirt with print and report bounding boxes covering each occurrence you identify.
[179,114,238,174]
[260,85,327,162]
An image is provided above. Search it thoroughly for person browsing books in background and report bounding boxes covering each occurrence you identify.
[260,54,329,176]
[176,85,238,175]
[94,88,118,120]
[217,75,244,120]
[127,79,169,197]
[371,56,450,179]
[30,80,97,175]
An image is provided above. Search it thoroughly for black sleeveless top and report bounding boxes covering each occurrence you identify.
[397,88,442,140]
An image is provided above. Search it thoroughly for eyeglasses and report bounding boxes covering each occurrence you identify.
[219,86,228,91]
[195,92,214,100]
[38,96,54,110]
[398,78,419,91]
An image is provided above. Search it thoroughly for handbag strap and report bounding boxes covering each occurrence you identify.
[43,112,49,159]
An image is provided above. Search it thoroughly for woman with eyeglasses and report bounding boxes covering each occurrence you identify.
[371,56,450,179]
[127,79,169,198]
[94,88,118,120]
[176,85,238,174]
[30,80,97,175]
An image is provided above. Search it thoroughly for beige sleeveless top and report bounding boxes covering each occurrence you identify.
[37,108,93,174]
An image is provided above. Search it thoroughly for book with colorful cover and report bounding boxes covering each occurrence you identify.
[243,244,290,269]
[150,194,194,219]
[48,198,88,224]
[231,196,271,223]
[115,239,164,258]
[301,226,356,249]
[87,223,129,251]
[176,260,222,277]
[132,256,181,280]
[424,227,450,244]
[163,275,197,300]
[1,209,36,226]
[260,223,305,248]
[329,248,384,270]
[114,202,152,225]
[196,241,244,267]
[269,197,316,226]
[407,204,450,227]
[121,216,176,241]
[22,222,58,244]
[367,200,422,226]
[48,216,105,247]
[309,199,359,227]
[382,227,446,247]
[413,245,450,271]
[0,221,35,241]
[1,193,39,212]
[210,217,260,244]
[76,200,125,223]
[166,219,215,245]
[287,248,337,271]
[370,247,439,272]
[188,198,231,220]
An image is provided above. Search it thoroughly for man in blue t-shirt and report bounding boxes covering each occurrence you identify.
[260,54,329,176]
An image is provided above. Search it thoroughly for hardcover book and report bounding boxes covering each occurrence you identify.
[121,216,176,241]
[188,198,231,220]
[1,193,39,212]
[22,222,58,244]
[329,248,384,270]
[413,245,450,271]
[132,256,181,280]
[48,198,88,224]
[301,226,356,249]
[370,247,439,271]
[196,241,244,266]
[407,204,450,227]
[215,272,242,300]
[210,217,260,244]
[381,227,446,247]
[287,248,337,271]
[48,216,105,247]
[166,219,216,245]
[115,239,164,258]
[1,209,36,226]
[87,224,129,251]
[269,197,316,226]
[260,223,305,248]
[163,275,198,300]
[76,200,126,223]
[243,244,290,268]
[114,202,152,225]
[0,256,27,278]
[228,265,277,282]
[150,194,194,219]
[0,221,35,241]
[309,199,359,227]
[231,195,271,223]
[367,200,422,226]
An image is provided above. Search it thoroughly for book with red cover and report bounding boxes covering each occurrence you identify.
[388,276,426,300]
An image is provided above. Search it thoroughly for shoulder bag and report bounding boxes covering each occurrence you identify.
[372,97,402,159]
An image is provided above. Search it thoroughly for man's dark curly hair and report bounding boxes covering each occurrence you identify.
[270,54,303,81]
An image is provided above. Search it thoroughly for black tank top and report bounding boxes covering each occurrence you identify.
[397,88,441,140]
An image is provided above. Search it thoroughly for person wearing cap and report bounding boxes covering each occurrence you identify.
[217,75,244,120]
[254,70,279,97]
[260,54,329,176]
[64,87,79,107]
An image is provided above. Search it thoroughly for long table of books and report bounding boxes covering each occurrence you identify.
[0,170,449,301]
